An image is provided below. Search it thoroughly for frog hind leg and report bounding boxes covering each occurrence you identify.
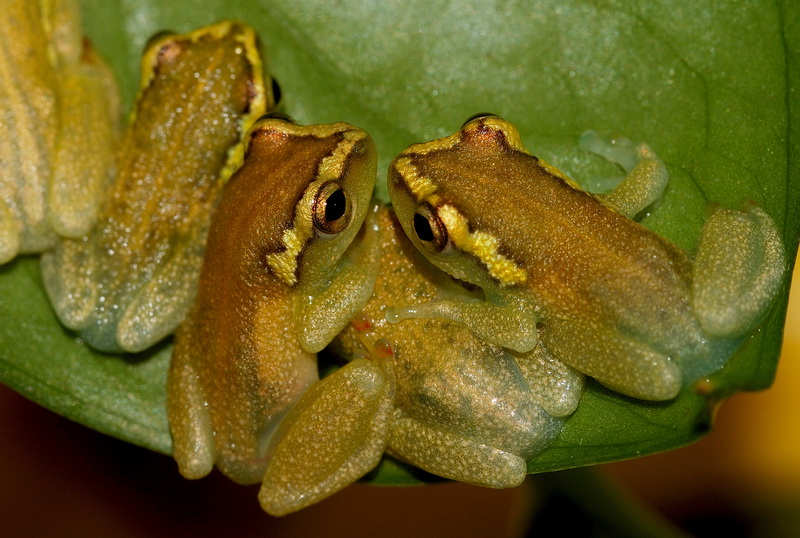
[512,337,585,418]
[691,206,785,338]
[258,358,394,516]
[166,327,215,480]
[543,317,683,401]
[579,130,669,219]
[387,411,528,489]
[40,236,97,331]
[49,43,119,238]
[115,223,207,353]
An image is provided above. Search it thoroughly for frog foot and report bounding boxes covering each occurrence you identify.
[692,205,785,337]
[579,130,669,219]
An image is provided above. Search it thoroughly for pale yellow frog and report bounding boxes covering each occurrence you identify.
[41,21,271,352]
[257,206,583,516]
[0,0,119,263]
[386,115,785,401]
[167,116,380,490]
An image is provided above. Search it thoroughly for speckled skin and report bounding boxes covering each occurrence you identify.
[167,118,379,489]
[0,0,119,263]
[40,21,270,353]
[388,116,785,401]
[257,207,582,516]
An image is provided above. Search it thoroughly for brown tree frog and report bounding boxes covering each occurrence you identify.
[387,115,785,401]
[167,116,380,490]
[257,206,583,516]
[41,21,271,352]
[0,0,119,264]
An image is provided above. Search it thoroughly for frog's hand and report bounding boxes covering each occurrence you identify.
[512,339,585,417]
[298,206,381,353]
[258,358,394,516]
[166,327,215,480]
[49,44,119,238]
[0,200,20,264]
[692,206,786,337]
[579,130,669,219]
[386,294,539,353]
[544,318,682,401]
[40,236,97,330]
[388,411,527,489]
[115,225,208,353]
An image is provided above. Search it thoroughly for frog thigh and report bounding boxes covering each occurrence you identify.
[259,358,394,516]
[298,206,381,353]
[166,336,215,480]
[0,199,20,264]
[512,339,585,417]
[692,207,785,338]
[116,227,207,353]
[388,412,527,489]
[543,318,682,401]
[579,130,669,219]
[40,237,97,330]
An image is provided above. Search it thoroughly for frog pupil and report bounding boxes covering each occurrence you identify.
[414,213,435,242]
[325,189,346,223]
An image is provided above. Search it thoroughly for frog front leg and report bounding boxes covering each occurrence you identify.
[259,358,395,516]
[298,202,382,353]
[579,130,669,218]
[692,206,785,338]
[385,287,540,353]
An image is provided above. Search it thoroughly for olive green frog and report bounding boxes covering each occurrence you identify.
[0,0,119,264]
[387,115,785,401]
[41,21,271,352]
[257,206,583,516]
[167,116,380,490]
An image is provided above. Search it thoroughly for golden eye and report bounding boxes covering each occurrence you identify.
[413,204,449,253]
[313,181,351,236]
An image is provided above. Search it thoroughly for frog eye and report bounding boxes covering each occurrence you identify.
[461,112,501,127]
[413,204,449,253]
[313,181,351,237]
[271,78,283,107]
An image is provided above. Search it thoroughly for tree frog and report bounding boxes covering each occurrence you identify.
[0,0,119,264]
[256,206,583,516]
[386,115,785,401]
[40,21,271,352]
[167,115,380,490]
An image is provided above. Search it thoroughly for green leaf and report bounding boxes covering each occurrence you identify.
[1,0,798,486]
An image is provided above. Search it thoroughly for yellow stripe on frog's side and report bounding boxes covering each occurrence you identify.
[437,204,527,286]
[265,127,368,286]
